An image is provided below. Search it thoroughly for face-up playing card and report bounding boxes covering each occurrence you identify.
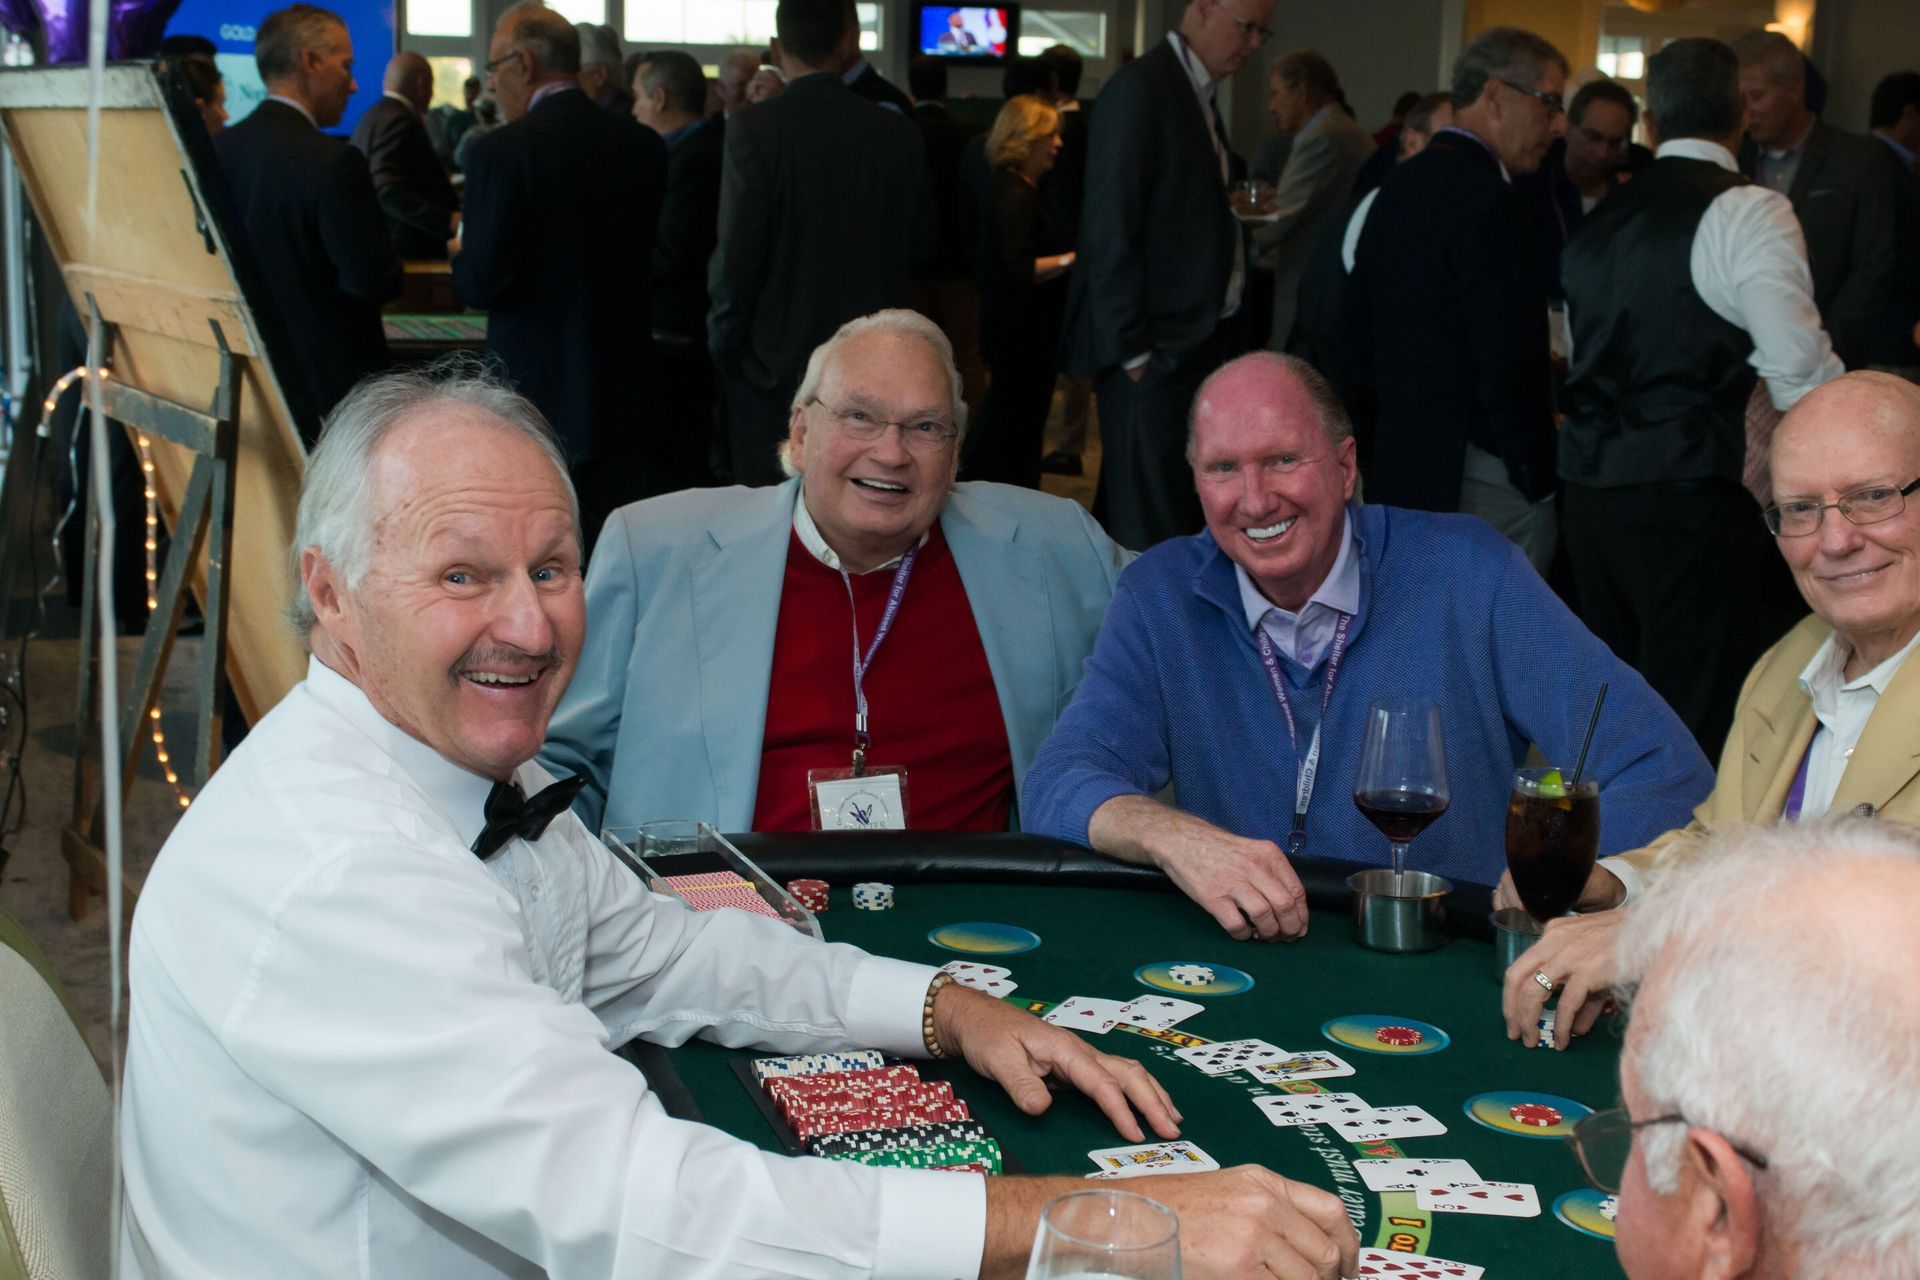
[1173,1038,1293,1075]
[1353,1246,1485,1278]
[1245,1050,1356,1084]
[1417,1180,1541,1217]
[1085,1140,1220,1177]
[1114,995,1204,1031]
[1043,996,1127,1034]
[1331,1104,1448,1143]
[1353,1158,1483,1193]
[1253,1092,1375,1127]
[940,961,1018,996]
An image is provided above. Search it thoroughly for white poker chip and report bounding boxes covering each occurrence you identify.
[1168,964,1215,988]
[1600,1195,1619,1222]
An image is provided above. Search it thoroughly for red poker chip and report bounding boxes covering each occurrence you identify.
[1509,1103,1564,1128]
[1373,1025,1424,1046]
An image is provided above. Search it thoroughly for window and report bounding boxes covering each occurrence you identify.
[1596,35,1645,83]
[547,0,608,26]
[623,1,877,50]
[427,56,473,107]
[1017,9,1105,58]
[405,0,471,39]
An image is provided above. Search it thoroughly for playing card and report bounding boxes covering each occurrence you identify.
[1353,1246,1484,1278]
[1253,1092,1374,1127]
[1245,1050,1356,1083]
[1085,1140,1220,1177]
[1043,996,1127,1034]
[1331,1105,1448,1142]
[1417,1180,1541,1217]
[1173,1038,1293,1075]
[939,961,1010,980]
[1353,1158,1482,1193]
[1114,995,1204,1031]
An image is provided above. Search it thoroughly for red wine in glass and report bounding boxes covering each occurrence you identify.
[1355,790,1450,843]
[1351,701,1450,885]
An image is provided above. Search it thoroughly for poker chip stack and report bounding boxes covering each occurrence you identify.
[748,1052,996,1172]
[1508,1103,1563,1129]
[787,878,830,913]
[751,1050,886,1084]
[661,871,782,920]
[850,881,895,911]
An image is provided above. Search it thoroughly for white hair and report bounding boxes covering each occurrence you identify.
[1616,819,1920,1274]
[287,357,578,640]
[776,309,967,476]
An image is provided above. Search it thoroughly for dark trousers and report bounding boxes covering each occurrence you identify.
[1563,478,1801,761]
[968,345,1054,488]
[648,338,717,496]
[726,379,797,487]
[1091,325,1239,551]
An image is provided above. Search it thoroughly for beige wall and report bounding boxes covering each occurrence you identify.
[1462,0,1602,72]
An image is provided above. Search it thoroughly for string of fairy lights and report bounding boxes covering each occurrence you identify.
[39,362,192,811]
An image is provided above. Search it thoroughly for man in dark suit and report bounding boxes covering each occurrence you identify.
[906,54,986,412]
[834,0,910,115]
[1521,77,1640,304]
[1060,0,1273,550]
[349,51,459,261]
[1867,70,1920,376]
[1349,26,1566,572]
[1735,31,1900,371]
[214,3,400,438]
[707,0,933,484]
[453,3,667,541]
[633,48,722,489]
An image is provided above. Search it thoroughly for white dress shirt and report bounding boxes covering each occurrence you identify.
[1166,33,1243,320]
[121,657,984,1279]
[1794,627,1920,820]
[794,491,927,573]
[1234,510,1360,671]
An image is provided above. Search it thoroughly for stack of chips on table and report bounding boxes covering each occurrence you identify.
[850,881,894,911]
[751,1052,1000,1172]
[786,879,830,913]
[661,871,782,919]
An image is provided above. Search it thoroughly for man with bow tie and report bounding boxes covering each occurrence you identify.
[118,362,1357,1279]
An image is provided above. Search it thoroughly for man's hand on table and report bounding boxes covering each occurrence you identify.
[933,982,1180,1144]
[1501,910,1626,1050]
[1089,796,1309,941]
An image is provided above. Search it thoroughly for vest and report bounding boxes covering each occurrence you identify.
[1559,156,1756,489]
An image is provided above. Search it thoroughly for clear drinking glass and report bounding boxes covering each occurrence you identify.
[1351,699,1450,885]
[1024,1189,1181,1280]
[1505,766,1601,922]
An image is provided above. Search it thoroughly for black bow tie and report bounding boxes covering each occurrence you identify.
[471,775,586,861]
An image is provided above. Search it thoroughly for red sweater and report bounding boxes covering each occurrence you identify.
[751,525,1013,832]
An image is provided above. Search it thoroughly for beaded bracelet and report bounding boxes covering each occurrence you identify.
[922,971,954,1059]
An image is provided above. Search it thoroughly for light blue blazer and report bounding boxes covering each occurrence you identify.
[541,478,1133,834]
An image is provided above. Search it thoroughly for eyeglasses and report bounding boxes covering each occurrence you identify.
[809,399,959,449]
[1213,0,1273,45]
[1499,77,1565,115]
[1567,1107,1770,1195]
[483,50,519,77]
[1765,477,1920,536]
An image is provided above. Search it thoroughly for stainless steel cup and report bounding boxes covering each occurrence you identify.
[1347,869,1453,953]
[1490,907,1546,978]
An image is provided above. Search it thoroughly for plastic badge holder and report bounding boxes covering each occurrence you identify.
[602,819,824,941]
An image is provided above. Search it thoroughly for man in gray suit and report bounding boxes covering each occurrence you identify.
[708,0,934,485]
[542,309,1130,835]
[1735,30,1899,370]
[1252,50,1372,354]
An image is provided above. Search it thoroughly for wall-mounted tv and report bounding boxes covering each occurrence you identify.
[915,5,1019,65]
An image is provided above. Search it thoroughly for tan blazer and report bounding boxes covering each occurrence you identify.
[1616,614,1920,876]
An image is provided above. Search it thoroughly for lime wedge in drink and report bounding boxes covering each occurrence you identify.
[1536,769,1567,799]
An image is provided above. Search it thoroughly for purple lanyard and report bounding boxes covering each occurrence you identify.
[841,546,918,775]
[1254,611,1353,852]
[1782,738,1814,822]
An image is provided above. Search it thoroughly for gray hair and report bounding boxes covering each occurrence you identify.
[500,2,581,76]
[1616,820,1920,1275]
[254,3,345,84]
[637,48,707,116]
[1731,30,1804,85]
[778,309,968,476]
[574,21,621,69]
[287,357,578,640]
[1450,26,1568,108]
[1186,352,1355,462]
[1646,38,1739,141]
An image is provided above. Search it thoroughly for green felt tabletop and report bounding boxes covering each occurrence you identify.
[661,880,1627,1278]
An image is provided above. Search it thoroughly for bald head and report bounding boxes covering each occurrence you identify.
[383,50,432,111]
[1774,371,1920,465]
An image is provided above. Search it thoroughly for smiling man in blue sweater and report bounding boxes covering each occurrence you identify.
[1023,352,1715,940]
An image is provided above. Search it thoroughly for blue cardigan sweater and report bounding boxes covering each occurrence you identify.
[1023,503,1716,886]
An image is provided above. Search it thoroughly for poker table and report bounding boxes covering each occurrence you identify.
[624,834,1625,1278]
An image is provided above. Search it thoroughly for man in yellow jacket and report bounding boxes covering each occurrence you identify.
[1503,370,1920,1045]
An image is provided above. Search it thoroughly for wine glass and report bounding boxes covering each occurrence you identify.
[1352,700,1450,888]
[1505,766,1601,922]
[1025,1189,1181,1280]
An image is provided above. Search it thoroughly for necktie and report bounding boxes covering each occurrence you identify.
[471,775,586,861]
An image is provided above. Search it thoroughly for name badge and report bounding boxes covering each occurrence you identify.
[807,766,909,830]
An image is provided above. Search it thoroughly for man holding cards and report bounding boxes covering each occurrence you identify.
[544,308,1131,835]
[120,363,1356,1279]
[1600,820,1920,1276]
[1503,372,1920,1048]
[1024,351,1710,938]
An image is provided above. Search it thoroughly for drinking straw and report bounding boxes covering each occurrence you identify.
[1570,683,1609,788]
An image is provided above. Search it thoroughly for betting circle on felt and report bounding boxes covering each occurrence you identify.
[1322,1014,1452,1055]
[1552,1188,1619,1241]
[925,922,1042,955]
[1462,1091,1593,1139]
[1133,960,1255,996]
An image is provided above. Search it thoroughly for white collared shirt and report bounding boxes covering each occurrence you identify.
[1164,31,1244,322]
[120,657,983,1279]
[265,92,317,127]
[1794,627,1920,820]
[1234,509,1360,671]
[794,489,929,573]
